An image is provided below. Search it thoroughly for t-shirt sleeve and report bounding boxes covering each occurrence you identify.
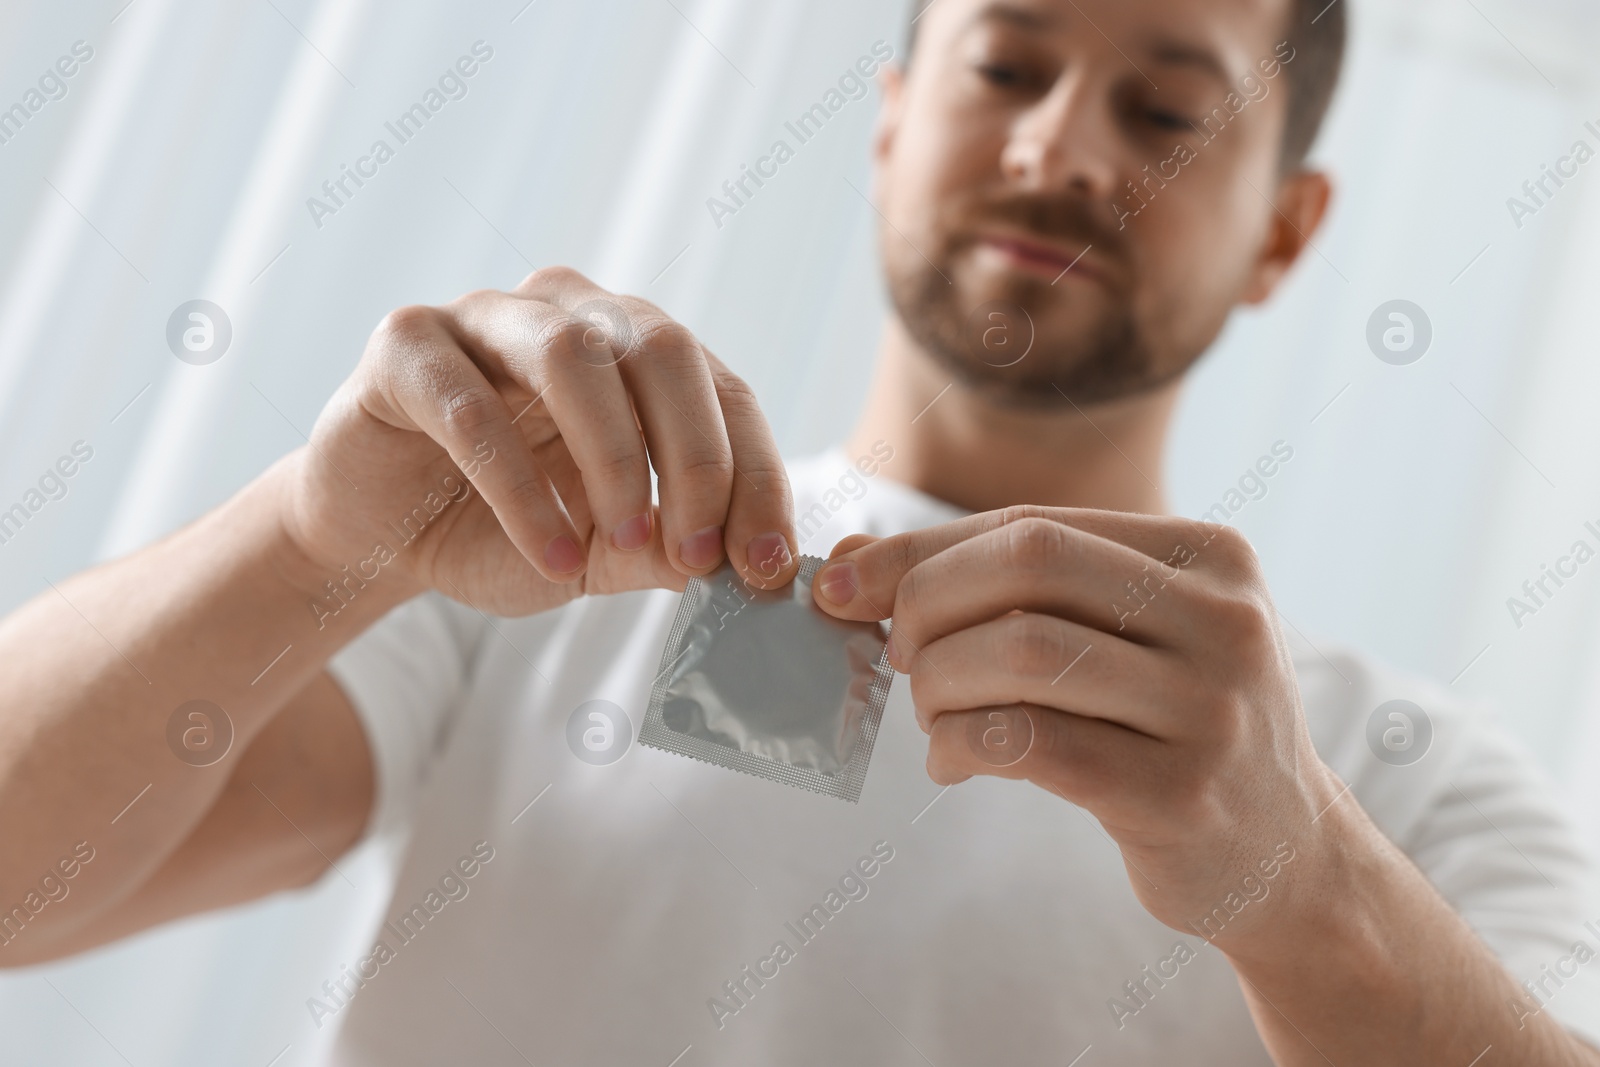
[325,591,488,848]
[1400,719,1600,1045]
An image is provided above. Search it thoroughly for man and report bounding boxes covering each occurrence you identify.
[1,0,1597,1062]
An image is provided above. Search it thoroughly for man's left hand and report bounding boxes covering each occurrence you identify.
[812,505,1346,946]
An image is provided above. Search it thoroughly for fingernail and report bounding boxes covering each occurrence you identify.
[612,512,652,552]
[678,525,724,570]
[544,534,584,575]
[888,627,909,670]
[746,532,793,582]
[816,561,857,605]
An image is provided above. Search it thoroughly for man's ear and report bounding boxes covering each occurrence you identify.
[871,63,906,167]
[1240,169,1333,305]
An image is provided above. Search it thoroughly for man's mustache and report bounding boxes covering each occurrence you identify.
[967,194,1129,267]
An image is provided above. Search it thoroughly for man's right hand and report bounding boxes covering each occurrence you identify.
[0,267,797,966]
[282,266,799,620]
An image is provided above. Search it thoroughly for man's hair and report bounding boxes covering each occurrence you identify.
[1277,0,1346,164]
[904,0,1347,167]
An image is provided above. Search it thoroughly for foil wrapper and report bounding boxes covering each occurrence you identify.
[640,556,894,802]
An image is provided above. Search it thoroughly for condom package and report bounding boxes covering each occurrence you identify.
[640,556,894,802]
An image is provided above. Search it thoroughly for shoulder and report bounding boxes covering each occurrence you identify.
[1292,633,1584,872]
[1294,634,1511,824]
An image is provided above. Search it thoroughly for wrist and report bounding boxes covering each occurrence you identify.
[1219,777,1409,998]
[259,451,426,631]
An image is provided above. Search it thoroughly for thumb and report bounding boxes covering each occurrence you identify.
[809,534,881,610]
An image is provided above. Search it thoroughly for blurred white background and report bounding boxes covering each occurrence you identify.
[1,0,1598,1062]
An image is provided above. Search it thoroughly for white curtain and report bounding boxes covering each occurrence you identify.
[1,0,1597,1062]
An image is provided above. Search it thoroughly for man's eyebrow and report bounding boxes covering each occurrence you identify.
[1143,38,1233,86]
[962,10,1237,90]
[965,2,1056,33]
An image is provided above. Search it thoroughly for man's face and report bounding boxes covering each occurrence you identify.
[876,0,1316,407]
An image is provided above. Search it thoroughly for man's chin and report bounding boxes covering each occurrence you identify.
[919,309,1171,410]
[946,271,1056,323]
[887,250,1166,410]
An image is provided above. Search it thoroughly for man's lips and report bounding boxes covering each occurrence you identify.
[978,234,1109,286]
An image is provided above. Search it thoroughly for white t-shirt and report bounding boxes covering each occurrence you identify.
[323,448,1600,1064]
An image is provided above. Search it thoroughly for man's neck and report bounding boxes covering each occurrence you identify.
[845,321,1177,516]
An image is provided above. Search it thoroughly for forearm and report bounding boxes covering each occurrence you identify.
[0,449,417,952]
[1226,800,1600,1066]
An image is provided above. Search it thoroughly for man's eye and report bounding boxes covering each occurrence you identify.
[975,63,1029,89]
[1145,109,1193,131]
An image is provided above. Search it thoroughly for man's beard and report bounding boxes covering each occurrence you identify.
[884,191,1185,410]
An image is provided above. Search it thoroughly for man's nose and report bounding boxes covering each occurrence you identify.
[1000,73,1120,199]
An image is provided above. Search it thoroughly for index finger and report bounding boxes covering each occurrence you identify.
[516,268,797,587]
[701,351,799,589]
[812,505,1220,620]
